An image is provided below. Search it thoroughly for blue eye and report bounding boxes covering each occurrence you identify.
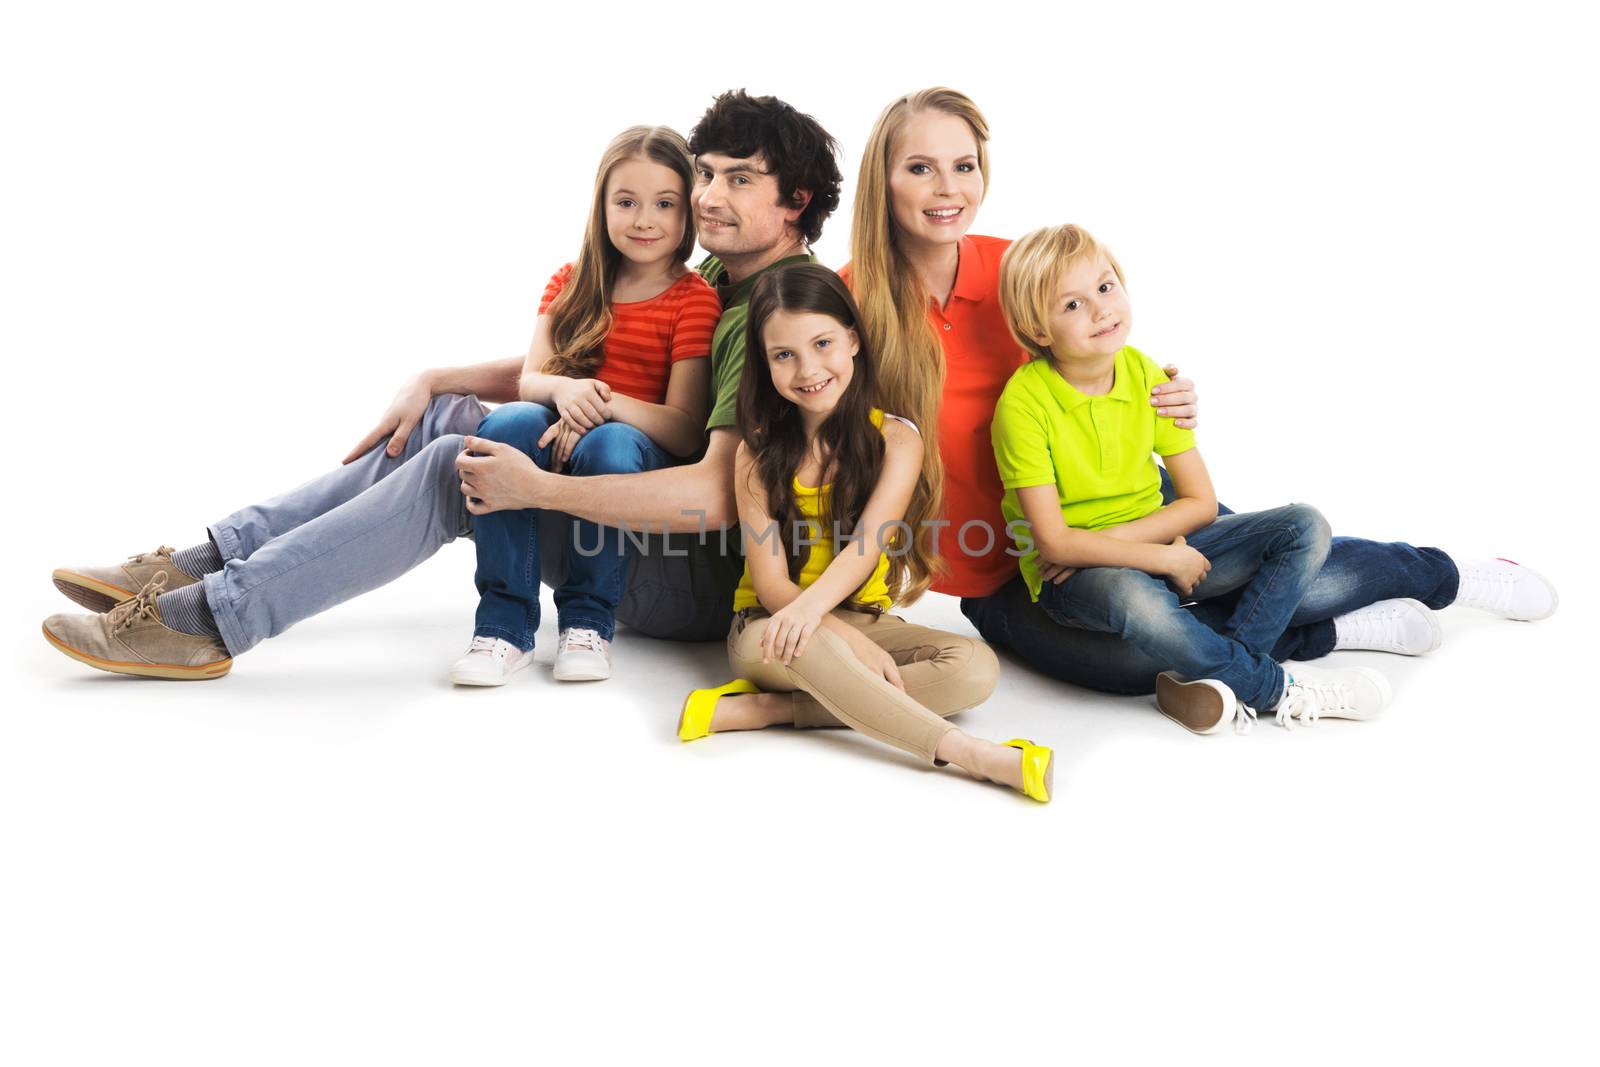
[909,163,930,175]
[696,169,712,182]
[771,350,792,361]
[657,199,676,210]
[816,338,830,349]
[957,162,975,172]
[733,176,749,186]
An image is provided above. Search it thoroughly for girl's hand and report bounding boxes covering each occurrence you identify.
[761,600,826,666]
[536,417,588,462]
[836,623,904,690]
[551,377,613,430]
[547,422,582,474]
[1163,536,1211,596]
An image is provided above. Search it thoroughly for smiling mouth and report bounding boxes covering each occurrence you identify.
[924,207,963,221]
[1091,321,1122,338]
[629,236,662,243]
[698,215,734,228]
[795,379,832,395]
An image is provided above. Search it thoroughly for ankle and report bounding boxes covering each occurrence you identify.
[713,692,791,731]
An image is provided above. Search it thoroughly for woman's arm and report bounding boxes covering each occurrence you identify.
[1098,448,1218,545]
[604,357,711,458]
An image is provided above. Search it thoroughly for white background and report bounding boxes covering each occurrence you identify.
[3,2,1595,1064]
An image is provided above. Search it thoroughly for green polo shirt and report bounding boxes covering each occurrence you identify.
[697,252,817,432]
[991,346,1197,601]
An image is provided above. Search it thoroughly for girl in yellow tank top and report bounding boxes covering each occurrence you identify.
[677,263,1053,803]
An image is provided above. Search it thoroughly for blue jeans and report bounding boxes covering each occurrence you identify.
[471,402,672,650]
[1035,505,1329,709]
[959,476,1460,697]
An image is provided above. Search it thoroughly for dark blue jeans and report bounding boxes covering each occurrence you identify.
[1035,505,1329,709]
[959,476,1460,696]
[471,402,671,650]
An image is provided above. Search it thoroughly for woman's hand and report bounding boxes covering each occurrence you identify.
[1151,363,1198,430]
[761,598,826,666]
[550,377,613,431]
[1162,535,1211,596]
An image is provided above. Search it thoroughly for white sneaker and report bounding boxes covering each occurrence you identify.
[1332,598,1442,655]
[449,635,535,687]
[1154,673,1249,734]
[1271,665,1392,729]
[1455,558,1558,621]
[553,627,611,682]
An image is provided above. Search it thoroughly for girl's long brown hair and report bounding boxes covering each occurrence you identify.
[738,264,937,605]
[542,126,697,379]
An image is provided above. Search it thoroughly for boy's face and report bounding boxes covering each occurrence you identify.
[761,309,859,417]
[692,151,805,259]
[1039,254,1131,363]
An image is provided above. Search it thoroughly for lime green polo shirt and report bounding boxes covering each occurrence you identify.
[697,252,817,432]
[991,346,1197,601]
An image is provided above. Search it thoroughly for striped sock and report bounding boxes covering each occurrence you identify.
[157,582,222,640]
[171,538,224,579]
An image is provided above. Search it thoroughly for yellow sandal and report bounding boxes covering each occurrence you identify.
[678,679,761,741]
[1001,738,1054,803]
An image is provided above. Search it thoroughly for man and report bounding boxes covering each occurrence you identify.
[40,90,903,678]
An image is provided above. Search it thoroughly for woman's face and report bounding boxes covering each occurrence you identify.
[886,110,984,251]
[604,157,688,268]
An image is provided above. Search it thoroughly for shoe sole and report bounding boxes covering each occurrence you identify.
[1392,597,1443,655]
[552,666,611,682]
[41,622,232,680]
[449,651,535,686]
[1155,673,1234,734]
[52,570,133,613]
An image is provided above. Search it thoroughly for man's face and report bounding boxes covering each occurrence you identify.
[691,151,803,258]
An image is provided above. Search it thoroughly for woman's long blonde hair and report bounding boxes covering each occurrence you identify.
[542,126,697,380]
[848,88,992,601]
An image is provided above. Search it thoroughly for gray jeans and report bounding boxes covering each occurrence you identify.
[201,394,740,656]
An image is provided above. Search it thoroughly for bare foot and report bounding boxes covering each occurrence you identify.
[709,692,793,732]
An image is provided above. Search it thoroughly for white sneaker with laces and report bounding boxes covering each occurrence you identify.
[449,635,535,687]
[1454,558,1558,621]
[553,627,611,681]
[1271,665,1392,729]
[1332,598,1442,655]
[1155,673,1248,734]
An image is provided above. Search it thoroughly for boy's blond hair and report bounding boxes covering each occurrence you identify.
[999,224,1126,362]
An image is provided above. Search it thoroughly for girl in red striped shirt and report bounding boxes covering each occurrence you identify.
[449,126,722,687]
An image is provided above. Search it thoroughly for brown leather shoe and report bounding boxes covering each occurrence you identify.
[52,545,199,612]
[42,572,231,680]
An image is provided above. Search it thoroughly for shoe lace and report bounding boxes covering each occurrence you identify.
[1464,561,1515,614]
[128,545,177,564]
[1235,704,1258,735]
[560,628,603,653]
[109,571,169,632]
[1275,676,1357,729]
[464,635,507,661]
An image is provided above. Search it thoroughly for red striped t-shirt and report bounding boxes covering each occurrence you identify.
[539,264,722,404]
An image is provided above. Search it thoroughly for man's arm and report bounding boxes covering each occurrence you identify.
[342,357,523,464]
[456,426,740,533]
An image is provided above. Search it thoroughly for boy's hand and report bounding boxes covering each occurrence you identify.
[1039,561,1078,585]
[1152,364,1198,430]
[1162,535,1211,596]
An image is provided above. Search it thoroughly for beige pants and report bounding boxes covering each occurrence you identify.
[726,608,1000,764]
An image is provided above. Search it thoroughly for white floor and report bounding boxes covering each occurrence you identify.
[5,537,1592,1064]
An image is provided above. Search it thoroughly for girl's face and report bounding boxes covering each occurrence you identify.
[761,309,859,418]
[604,157,687,268]
[886,110,984,251]
[1038,254,1132,364]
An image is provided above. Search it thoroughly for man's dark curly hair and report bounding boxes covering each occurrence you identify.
[688,90,842,246]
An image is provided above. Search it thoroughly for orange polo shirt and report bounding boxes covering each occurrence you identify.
[841,235,1026,598]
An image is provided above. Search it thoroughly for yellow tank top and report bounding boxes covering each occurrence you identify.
[732,409,905,612]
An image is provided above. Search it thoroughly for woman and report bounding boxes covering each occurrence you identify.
[841,87,1554,707]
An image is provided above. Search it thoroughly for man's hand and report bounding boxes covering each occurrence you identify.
[1151,363,1199,430]
[551,378,614,431]
[457,436,542,515]
[344,374,434,464]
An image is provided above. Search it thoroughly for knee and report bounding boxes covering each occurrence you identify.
[427,393,491,438]
[568,422,655,475]
[1075,568,1177,632]
[420,433,467,476]
[1284,503,1332,556]
[941,637,1001,714]
[475,402,557,449]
